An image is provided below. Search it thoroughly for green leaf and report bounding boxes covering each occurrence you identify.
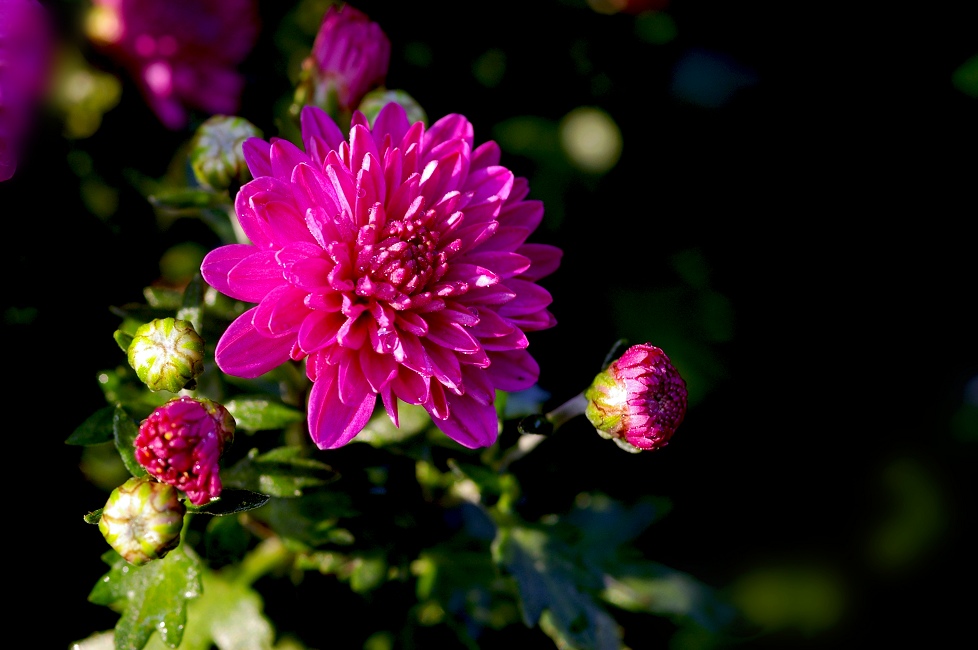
[222,447,339,498]
[88,547,202,650]
[113,405,147,478]
[186,489,270,516]
[177,274,205,333]
[114,330,134,353]
[224,397,304,432]
[67,405,117,445]
[599,561,734,631]
[493,526,622,650]
[563,493,671,557]
[143,287,183,310]
[354,402,431,446]
[170,571,275,650]
[256,491,357,548]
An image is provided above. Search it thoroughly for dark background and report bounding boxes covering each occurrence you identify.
[4,0,976,647]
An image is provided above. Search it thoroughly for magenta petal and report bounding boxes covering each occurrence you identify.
[463,251,531,279]
[498,199,544,232]
[242,137,273,177]
[434,393,499,448]
[215,308,295,378]
[485,348,540,391]
[226,250,285,302]
[423,114,473,152]
[372,101,411,146]
[301,105,347,154]
[517,243,563,281]
[307,365,377,449]
[497,279,554,316]
[201,244,258,297]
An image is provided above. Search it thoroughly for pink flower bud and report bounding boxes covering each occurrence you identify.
[0,0,54,181]
[292,4,390,125]
[584,343,687,452]
[134,397,236,505]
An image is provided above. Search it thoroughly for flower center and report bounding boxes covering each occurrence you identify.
[359,219,443,295]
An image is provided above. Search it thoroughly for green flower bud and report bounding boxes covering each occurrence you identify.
[357,88,428,128]
[189,115,262,190]
[98,476,187,565]
[127,317,205,393]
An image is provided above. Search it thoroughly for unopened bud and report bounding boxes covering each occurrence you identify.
[127,318,205,393]
[135,397,235,505]
[584,343,687,452]
[99,476,186,565]
[290,4,390,125]
[189,115,262,190]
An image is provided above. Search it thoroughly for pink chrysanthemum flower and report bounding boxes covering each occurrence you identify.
[85,0,260,130]
[0,0,53,182]
[584,343,687,452]
[135,397,236,505]
[201,102,562,449]
[293,3,390,124]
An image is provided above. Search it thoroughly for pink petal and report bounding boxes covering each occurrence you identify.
[434,393,499,448]
[307,364,377,449]
[301,105,346,157]
[498,199,544,232]
[242,137,273,178]
[463,251,531,279]
[485,348,540,391]
[423,114,473,153]
[226,250,285,302]
[497,278,553,316]
[215,308,295,378]
[372,101,411,147]
[201,244,258,298]
[517,243,562,281]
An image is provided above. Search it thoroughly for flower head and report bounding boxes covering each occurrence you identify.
[135,397,236,505]
[0,0,54,182]
[201,102,562,450]
[127,317,206,393]
[584,343,687,452]
[292,4,390,125]
[85,0,260,130]
[99,476,187,565]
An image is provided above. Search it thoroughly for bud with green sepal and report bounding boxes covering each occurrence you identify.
[584,343,687,452]
[98,476,187,565]
[127,317,205,393]
[189,115,262,191]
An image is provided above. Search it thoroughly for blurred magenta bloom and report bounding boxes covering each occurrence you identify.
[0,0,53,182]
[293,3,390,123]
[585,343,687,452]
[86,0,259,130]
[135,397,236,505]
[201,103,562,449]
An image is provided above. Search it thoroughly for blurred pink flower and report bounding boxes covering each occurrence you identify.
[201,103,562,449]
[86,0,259,130]
[0,0,54,181]
[294,3,390,123]
[585,343,687,452]
[135,397,236,506]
